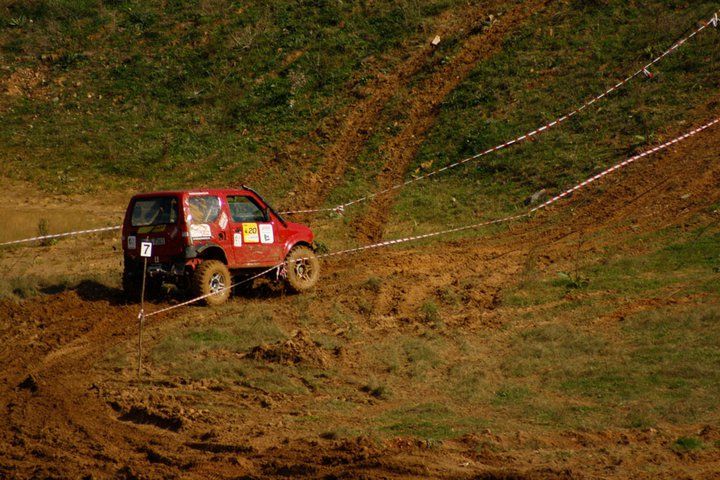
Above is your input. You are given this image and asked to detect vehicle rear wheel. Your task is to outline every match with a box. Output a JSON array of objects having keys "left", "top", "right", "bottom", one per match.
[
  {"left": 284, "top": 245, "right": 320, "bottom": 293},
  {"left": 192, "top": 260, "right": 232, "bottom": 306}
]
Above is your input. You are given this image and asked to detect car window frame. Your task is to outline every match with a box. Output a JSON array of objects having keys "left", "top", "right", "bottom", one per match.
[
  {"left": 130, "top": 196, "right": 180, "bottom": 227},
  {"left": 226, "top": 195, "right": 269, "bottom": 223}
]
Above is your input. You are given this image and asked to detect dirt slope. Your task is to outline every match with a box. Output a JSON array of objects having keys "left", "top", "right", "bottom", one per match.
[
  {"left": 1, "top": 111, "right": 718, "bottom": 478},
  {"left": 350, "top": 0, "right": 551, "bottom": 243},
  {"left": 284, "top": 0, "right": 549, "bottom": 214}
]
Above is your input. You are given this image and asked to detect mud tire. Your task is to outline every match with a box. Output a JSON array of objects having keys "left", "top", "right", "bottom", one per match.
[
  {"left": 192, "top": 260, "right": 232, "bottom": 306},
  {"left": 284, "top": 245, "right": 320, "bottom": 293}
]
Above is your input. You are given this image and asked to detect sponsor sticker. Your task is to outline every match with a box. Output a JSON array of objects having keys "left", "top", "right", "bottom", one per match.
[
  {"left": 242, "top": 223, "right": 259, "bottom": 243},
  {"left": 259, "top": 224, "right": 274, "bottom": 244},
  {"left": 127, "top": 235, "right": 136, "bottom": 250},
  {"left": 233, "top": 232, "right": 243, "bottom": 247},
  {"left": 190, "top": 223, "right": 212, "bottom": 240},
  {"left": 219, "top": 211, "right": 228, "bottom": 229}
]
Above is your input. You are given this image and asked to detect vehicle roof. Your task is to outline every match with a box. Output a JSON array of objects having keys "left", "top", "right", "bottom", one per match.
[{"left": 131, "top": 188, "right": 256, "bottom": 199}]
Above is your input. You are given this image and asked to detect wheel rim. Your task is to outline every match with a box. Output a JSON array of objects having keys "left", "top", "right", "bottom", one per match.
[
  {"left": 294, "top": 257, "right": 314, "bottom": 282},
  {"left": 209, "top": 272, "right": 226, "bottom": 295}
]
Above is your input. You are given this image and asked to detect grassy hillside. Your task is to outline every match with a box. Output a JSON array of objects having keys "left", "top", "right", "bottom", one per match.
[
  {"left": 337, "top": 1, "right": 720, "bottom": 238},
  {"left": 2, "top": 1, "right": 718, "bottom": 245},
  {"left": 0, "top": 0, "right": 465, "bottom": 192}
]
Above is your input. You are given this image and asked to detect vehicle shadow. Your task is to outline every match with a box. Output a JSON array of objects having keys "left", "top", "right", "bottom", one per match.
[
  {"left": 74, "top": 280, "right": 127, "bottom": 305},
  {"left": 39, "top": 279, "right": 127, "bottom": 306},
  {"left": 232, "top": 278, "right": 290, "bottom": 301},
  {"left": 38, "top": 278, "right": 294, "bottom": 309}
]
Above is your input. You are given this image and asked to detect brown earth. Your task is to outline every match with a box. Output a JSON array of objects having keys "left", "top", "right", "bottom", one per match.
[
  {"left": 349, "top": 0, "right": 552, "bottom": 243},
  {"left": 270, "top": 0, "right": 549, "bottom": 214},
  {"left": 1, "top": 2, "right": 720, "bottom": 477},
  {"left": 0, "top": 112, "right": 719, "bottom": 478}
]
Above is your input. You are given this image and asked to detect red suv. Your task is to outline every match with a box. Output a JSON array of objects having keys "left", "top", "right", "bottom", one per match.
[{"left": 121, "top": 186, "right": 319, "bottom": 305}]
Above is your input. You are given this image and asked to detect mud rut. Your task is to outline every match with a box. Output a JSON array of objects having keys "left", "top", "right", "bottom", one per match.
[
  {"left": 1, "top": 118, "right": 719, "bottom": 478},
  {"left": 2, "top": 1, "right": 720, "bottom": 475},
  {"left": 285, "top": 1, "right": 549, "bottom": 227}
]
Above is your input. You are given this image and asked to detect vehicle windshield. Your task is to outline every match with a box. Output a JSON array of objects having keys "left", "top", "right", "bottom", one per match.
[{"left": 131, "top": 197, "right": 179, "bottom": 227}]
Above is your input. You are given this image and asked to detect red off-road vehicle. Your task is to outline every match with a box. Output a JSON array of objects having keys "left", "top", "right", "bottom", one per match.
[{"left": 121, "top": 186, "right": 319, "bottom": 305}]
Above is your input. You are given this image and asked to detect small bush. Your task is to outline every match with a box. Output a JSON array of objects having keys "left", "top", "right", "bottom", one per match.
[
  {"left": 37, "top": 218, "right": 57, "bottom": 247},
  {"left": 672, "top": 436, "right": 703, "bottom": 453},
  {"left": 420, "top": 300, "right": 442, "bottom": 326},
  {"left": 363, "top": 276, "right": 382, "bottom": 293},
  {"left": 313, "top": 241, "right": 329, "bottom": 255},
  {"left": 361, "top": 382, "right": 390, "bottom": 400},
  {"left": 553, "top": 271, "right": 589, "bottom": 290}
]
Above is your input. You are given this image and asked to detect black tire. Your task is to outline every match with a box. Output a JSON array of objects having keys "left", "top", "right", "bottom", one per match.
[
  {"left": 192, "top": 260, "right": 232, "bottom": 306},
  {"left": 284, "top": 245, "right": 320, "bottom": 293}
]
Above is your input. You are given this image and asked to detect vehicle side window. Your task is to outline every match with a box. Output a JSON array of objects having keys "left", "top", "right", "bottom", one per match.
[
  {"left": 227, "top": 196, "right": 267, "bottom": 222},
  {"left": 187, "top": 196, "right": 221, "bottom": 224}
]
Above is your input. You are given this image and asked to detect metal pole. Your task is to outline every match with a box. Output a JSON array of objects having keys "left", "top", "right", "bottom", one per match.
[{"left": 138, "top": 256, "right": 148, "bottom": 380}]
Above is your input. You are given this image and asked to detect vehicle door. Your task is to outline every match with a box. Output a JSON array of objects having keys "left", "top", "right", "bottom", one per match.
[
  {"left": 225, "top": 195, "right": 284, "bottom": 266},
  {"left": 185, "top": 193, "right": 233, "bottom": 257}
]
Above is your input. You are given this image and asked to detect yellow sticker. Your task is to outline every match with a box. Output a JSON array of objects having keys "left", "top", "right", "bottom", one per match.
[
  {"left": 242, "top": 223, "right": 259, "bottom": 243},
  {"left": 138, "top": 225, "right": 167, "bottom": 234}
]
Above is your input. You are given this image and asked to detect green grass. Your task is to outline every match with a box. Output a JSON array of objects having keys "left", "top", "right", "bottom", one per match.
[
  {"left": 504, "top": 226, "right": 720, "bottom": 309},
  {"left": 386, "top": 1, "right": 720, "bottom": 234},
  {"left": 498, "top": 303, "right": 720, "bottom": 428},
  {"left": 672, "top": 436, "right": 704, "bottom": 453},
  {"left": 0, "top": 0, "right": 466, "bottom": 195},
  {"left": 150, "top": 304, "right": 286, "bottom": 381},
  {"left": 379, "top": 402, "right": 487, "bottom": 441}
]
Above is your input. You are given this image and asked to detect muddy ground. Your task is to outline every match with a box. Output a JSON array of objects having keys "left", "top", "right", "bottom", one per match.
[
  {"left": 1, "top": 119, "right": 719, "bottom": 479},
  {"left": 1, "top": 1, "right": 720, "bottom": 476}
]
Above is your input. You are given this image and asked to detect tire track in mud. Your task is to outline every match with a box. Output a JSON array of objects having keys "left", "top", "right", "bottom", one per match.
[
  {"left": 350, "top": 0, "right": 552, "bottom": 243},
  {"left": 0, "top": 292, "right": 180, "bottom": 478},
  {"left": 284, "top": 1, "right": 525, "bottom": 212},
  {"left": 326, "top": 113, "right": 720, "bottom": 324},
  {"left": 1, "top": 121, "right": 719, "bottom": 478},
  {"left": 1, "top": 112, "right": 719, "bottom": 477}
]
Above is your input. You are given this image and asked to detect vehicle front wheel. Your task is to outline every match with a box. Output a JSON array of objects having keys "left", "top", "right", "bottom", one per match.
[
  {"left": 192, "top": 260, "right": 232, "bottom": 306},
  {"left": 284, "top": 245, "right": 320, "bottom": 293}
]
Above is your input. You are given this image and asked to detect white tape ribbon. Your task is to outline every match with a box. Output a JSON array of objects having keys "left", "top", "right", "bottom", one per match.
[
  {"left": 282, "top": 11, "right": 717, "bottom": 215},
  {"left": 143, "top": 117, "right": 719, "bottom": 318}
]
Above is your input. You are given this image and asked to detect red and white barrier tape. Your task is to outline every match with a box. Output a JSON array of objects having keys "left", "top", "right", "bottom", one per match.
[
  {"left": 2, "top": 11, "right": 716, "bottom": 245},
  {"left": 281, "top": 11, "right": 718, "bottom": 215},
  {"left": 143, "top": 117, "right": 719, "bottom": 318},
  {"left": 0, "top": 225, "right": 121, "bottom": 247},
  {"left": 279, "top": 206, "right": 345, "bottom": 215},
  {"left": 143, "top": 265, "right": 279, "bottom": 318}
]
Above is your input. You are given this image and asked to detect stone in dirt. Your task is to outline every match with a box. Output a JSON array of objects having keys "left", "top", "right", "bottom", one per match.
[
  {"left": 18, "top": 374, "right": 39, "bottom": 393},
  {"left": 525, "top": 188, "right": 549, "bottom": 206},
  {"left": 249, "top": 330, "right": 330, "bottom": 367}
]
